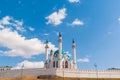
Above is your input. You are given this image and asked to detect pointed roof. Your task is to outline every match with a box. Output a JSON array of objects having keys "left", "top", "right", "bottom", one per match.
[
  {"left": 46, "top": 40, "right": 48, "bottom": 44},
  {"left": 72, "top": 39, "right": 75, "bottom": 43},
  {"left": 59, "top": 32, "right": 62, "bottom": 37},
  {"left": 50, "top": 50, "right": 53, "bottom": 53}
]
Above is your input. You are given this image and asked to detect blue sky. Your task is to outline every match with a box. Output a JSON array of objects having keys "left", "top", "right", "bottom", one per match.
[{"left": 0, "top": 0, "right": 120, "bottom": 70}]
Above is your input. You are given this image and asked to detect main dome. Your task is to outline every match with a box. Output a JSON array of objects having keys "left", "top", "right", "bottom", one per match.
[
  {"left": 53, "top": 50, "right": 71, "bottom": 61},
  {"left": 54, "top": 50, "right": 66, "bottom": 55}
]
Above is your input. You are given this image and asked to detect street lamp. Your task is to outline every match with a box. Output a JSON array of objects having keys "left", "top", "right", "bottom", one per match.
[
  {"left": 62, "top": 61, "right": 65, "bottom": 80},
  {"left": 94, "top": 63, "right": 98, "bottom": 80},
  {"left": 21, "top": 64, "right": 24, "bottom": 80}
]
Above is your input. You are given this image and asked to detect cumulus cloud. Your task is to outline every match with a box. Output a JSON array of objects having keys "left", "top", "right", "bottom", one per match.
[
  {"left": 0, "top": 16, "right": 57, "bottom": 58},
  {"left": 0, "top": 28, "right": 57, "bottom": 58},
  {"left": 0, "top": 16, "right": 25, "bottom": 32},
  {"left": 13, "top": 60, "right": 44, "bottom": 69},
  {"left": 28, "top": 26, "right": 35, "bottom": 31},
  {"left": 68, "top": 0, "right": 80, "bottom": 3},
  {"left": 77, "top": 58, "right": 90, "bottom": 63},
  {"left": 45, "top": 8, "right": 67, "bottom": 26},
  {"left": 70, "top": 19, "right": 84, "bottom": 26}
]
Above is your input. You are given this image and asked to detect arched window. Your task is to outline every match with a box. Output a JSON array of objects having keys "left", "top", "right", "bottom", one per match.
[
  {"left": 56, "top": 61, "right": 58, "bottom": 68},
  {"left": 65, "top": 61, "right": 68, "bottom": 68},
  {"left": 53, "top": 61, "right": 55, "bottom": 68}
]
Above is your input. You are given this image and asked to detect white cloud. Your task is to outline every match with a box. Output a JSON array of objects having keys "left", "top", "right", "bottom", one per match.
[
  {"left": 77, "top": 58, "right": 90, "bottom": 63},
  {"left": 45, "top": 8, "right": 67, "bottom": 26},
  {"left": 0, "top": 16, "right": 57, "bottom": 58},
  {"left": 118, "top": 18, "right": 120, "bottom": 21},
  {"left": 0, "top": 28, "right": 57, "bottom": 58},
  {"left": 13, "top": 60, "right": 44, "bottom": 69},
  {"left": 0, "top": 16, "right": 25, "bottom": 32},
  {"left": 28, "top": 27, "right": 35, "bottom": 31},
  {"left": 0, "top": 16, "right": 11, "bottom": 25},
  {"left": 70, "top": 19, "right": 84, "bottom": 26},
  {"left": 0, "top": 24, "right": 4, "bottom": 28},
  {"left": 68, "top": 0, "right": 80, "bottom": 3}
]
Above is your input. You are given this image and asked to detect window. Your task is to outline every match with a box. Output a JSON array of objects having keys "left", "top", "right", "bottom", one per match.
[
  {"left": 65, "top": 61, "right": 68, "bottom": 68},
  {"left": 53, "top": 61, "right": 55, "bottom": 68},
  {"left": 56, "top": 61, "right": 58, "bottom": 68}
]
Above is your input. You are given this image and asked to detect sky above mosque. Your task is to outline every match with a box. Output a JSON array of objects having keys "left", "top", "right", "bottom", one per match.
[{"left": 0, "top": 0, "right": 120, "bottom": 70}]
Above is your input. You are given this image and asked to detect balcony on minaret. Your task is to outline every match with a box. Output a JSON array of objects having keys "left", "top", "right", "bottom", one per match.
[{"left": 58, "top": 39, "right": 62, "bottom": 42}]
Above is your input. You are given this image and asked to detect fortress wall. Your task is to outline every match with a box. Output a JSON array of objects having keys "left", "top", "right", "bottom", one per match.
[
  {"left": 0, "top": 68, "right": 56, "bottom": 78},
  {"left": 0, "top": 68, "right": 120, "bottom": 78},
  {"left": 56, "top": 69, "right": 120, "bottom": 78}
]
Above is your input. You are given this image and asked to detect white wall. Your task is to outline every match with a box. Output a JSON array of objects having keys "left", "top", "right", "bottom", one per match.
[
  {"left": 0, "top": 68, "right": 120, "bottom": 78},
  {"left": 56, "top": 69, "right": 120, "bottom": 78}
]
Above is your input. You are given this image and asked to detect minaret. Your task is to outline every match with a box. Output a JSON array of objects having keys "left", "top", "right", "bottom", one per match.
[
  {"left": 50, "top": 50, "right": 53, "bottom": 61},
  {"left": 45, "top": 40, "right": 49, "bottom": 63},
  {"left": 58, "top": 32, "right": 62, "bottom": 59},
  {"left": 72, "top": 39, "right": 77, "bottom": 69}
]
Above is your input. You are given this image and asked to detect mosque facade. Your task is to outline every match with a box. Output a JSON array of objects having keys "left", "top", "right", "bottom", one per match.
[{"left": 44, "top": 33, "right": 77, "bottom": 69}]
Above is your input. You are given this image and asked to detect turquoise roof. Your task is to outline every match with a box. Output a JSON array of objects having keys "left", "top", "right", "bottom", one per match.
[
  {"left": 54, "top": 50, "right": 71, "bottom": 61},
  {"left": 54, "top": 50, "right": 66, "bottom": 55}
]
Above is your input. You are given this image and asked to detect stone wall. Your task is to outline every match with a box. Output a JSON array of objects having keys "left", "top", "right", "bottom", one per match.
[
  {"left": 56, "top": 69, "right": 120, "bottom": 78},
  {"left": 0, "top": 68, "right": 120, "bottom": 78}
]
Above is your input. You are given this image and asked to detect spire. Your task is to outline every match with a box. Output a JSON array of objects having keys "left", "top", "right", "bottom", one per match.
[
  {"left": 59, "top": 32, "right": 62, "bottom": 37},
  {"left": 46, "top": 40, "right": 48, "bottom": 44},
  {"left": 72, "top": 39, "right": 76, "bottom": 49},
  {"left": 45, "top": 40, "right": 49, "bottom": 48},
  {"left": 50, "top": 50, "right": 53, "bottom": 53},
  {"left": 72, "top": 39, "right": 75, "bottom": 43},
  {"left": 50, "top": 50, "right": 53, "bottom": 56}
]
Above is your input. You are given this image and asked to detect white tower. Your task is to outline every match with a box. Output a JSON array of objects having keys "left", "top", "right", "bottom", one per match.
[
  {"left": 50, "top": 50, "right": 53, "bottom": 61},
  {"left": 58, "top": 33, "right": 62, "bottom": 59},
  {"left": 45, "top": 40, "right": 49, "bottom": 63},
  {"left": 72, "top": 39, "right": 77, "bottom": 69}
]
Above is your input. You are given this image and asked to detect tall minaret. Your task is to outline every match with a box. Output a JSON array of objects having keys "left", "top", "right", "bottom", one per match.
[
  {"left": 45, "top": 40, "right": 49, "bottom": 63},
  {"left": 58, "top": 32, "right": 62, "bottom": 59},
  {"left": 72, "top": 39, "right": 77, "bottom": 69}
]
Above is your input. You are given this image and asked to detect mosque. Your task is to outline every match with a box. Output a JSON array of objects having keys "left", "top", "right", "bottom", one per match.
[
  {"left": 44, "top": 33, "right": 77, "bottom": 69},
  {"left": 0, "top": 33, "right": 120, "bottom": 79}
]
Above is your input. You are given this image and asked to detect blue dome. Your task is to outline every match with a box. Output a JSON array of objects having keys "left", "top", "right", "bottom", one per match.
[
  {"left": 53, "top": 50, "right": 71, "bottom": 61},
  {"left": 54, "top": 50, "right": 66, "bottom": 55}
]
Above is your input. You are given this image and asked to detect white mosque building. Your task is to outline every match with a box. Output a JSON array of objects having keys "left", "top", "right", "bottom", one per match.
[{"left": 44, "top": 33, "right": 77, "bottom": 69}]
